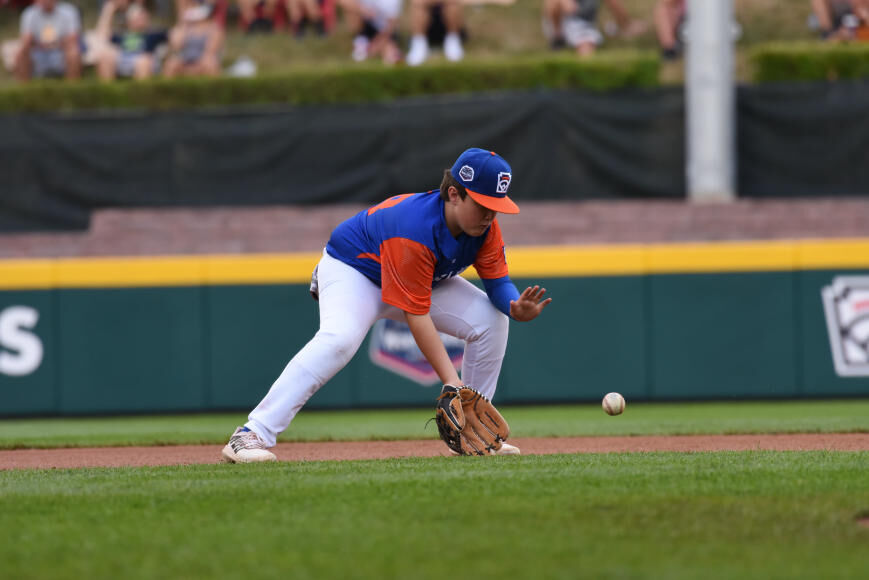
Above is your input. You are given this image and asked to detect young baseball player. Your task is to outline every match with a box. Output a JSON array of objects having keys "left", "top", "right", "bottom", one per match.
[{"left": 222, "top": 148, "right": 552, "bottom": 463}]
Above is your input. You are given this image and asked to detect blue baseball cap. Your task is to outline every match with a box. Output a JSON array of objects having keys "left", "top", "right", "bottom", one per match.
[{"left": 450, "top": 148, "right": 519, "bottom": 214}]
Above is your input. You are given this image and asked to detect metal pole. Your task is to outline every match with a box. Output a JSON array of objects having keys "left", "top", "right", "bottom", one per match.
[{"left": 686, "top": 0, "right": 735, "bottom": 202}]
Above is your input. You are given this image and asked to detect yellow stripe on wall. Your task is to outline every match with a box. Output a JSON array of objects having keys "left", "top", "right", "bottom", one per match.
[
  {"left": 503, "top": 245, "right": 648, "bottom": 278},
  {"left": 203, "top": 253, "right": 322, "bottom": 285},
  {"left": 0, "top": 260, "right": 54, "bottom": 290},
  {"left": 643, "top": 240, "right": 798, "bottom": 274},
  {"left": 0, "top": 239, "right": 867, "bottom": 290},
  {"left": 797, "top": 238, "right": 869, "bottom": 269},
  {"left": 54, "top": 257, "right": 206, "bottom": 288}
]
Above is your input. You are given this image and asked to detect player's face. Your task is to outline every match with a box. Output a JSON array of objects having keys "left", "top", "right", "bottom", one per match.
[{"left": 455, "top": 191, "right": 496, "bottom": 237}]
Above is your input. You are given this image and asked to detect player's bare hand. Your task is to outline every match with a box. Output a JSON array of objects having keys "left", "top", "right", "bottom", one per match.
[{"left": 509, "top": 285, "right": 552, "bottom": 322}]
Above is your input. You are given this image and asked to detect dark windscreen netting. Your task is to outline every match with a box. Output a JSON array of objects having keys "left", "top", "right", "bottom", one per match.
[
  {"left": 738, "top": 79, "right": 869, "bottom": 197},
  {"left": 3, "top": 80, "right": 868, "bottom": 232},
  {"left": 0, "top": 89, "right": 685, "bottom": 232}
]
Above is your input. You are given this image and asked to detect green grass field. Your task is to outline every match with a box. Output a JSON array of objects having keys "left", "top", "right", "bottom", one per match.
[
  {"left": 1, "top": 452, "right": 867, "bottom": 579},
  {"left": 0, "top": 400, "right": 867, "bottom": 579},
  {"left": 0, "top": 399, "right": 868, "bottom": 448}
]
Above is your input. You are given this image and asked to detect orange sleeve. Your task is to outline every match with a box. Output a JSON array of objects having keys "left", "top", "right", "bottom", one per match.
[
  {"left": 473, "top": 219, "right": 509, "bottom": 279},
  {"left": 367, "top": 193, "right": 414, "bottom": 216},
  {"left": 380, "top": 237, "right": 437, "bottom": 315}
]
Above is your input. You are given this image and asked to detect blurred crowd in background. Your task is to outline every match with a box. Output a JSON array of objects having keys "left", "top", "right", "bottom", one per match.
[{"left": 1, "top": 0, "right": 869, "bottom": 82}]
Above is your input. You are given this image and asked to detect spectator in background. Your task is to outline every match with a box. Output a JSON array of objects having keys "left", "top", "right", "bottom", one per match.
[
  {"left": 234, "top": 0, "right": 326, "bottom": 36},
  {"left": 13, "top": 0, "right": 81, "bottom": 81},
  {"left": 542, "top": 0, "right": 645, "bottom": 56},
  {"left": 237, "top": 0, "right": 281, "bottom": 33},
  {"left": 654, "top": 0, "right": 684, "bottom": 60},
  {"left": 95, "top": 0, "right": 169, "bottom": 80},
  {"left": 406, "top": 0, "right": 465, "bottom": 66},
  {"left": 811, "top": 0, "right": 869, "bottom": 41},
  {"left": 2, "top": 0, "right": 35, "bottom": 9},
  {"left": 342, "top": 0, "right": 402, "bottom": 64},
  {"left": 177, "top": 0, "right": 228, "bottom": 27},
  {"left": 285, "top": 0, "right": 325, "bottom": 36},
  {"left": 163, "top": 0, "right": 224, "bottom": 76}
]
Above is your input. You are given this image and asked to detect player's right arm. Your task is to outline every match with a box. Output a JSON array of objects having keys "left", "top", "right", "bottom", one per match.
[
  {"left": 404, "top": 311, "right": 462, "bottom": 387},
  {"left": 378, "top": 234, "right": 462, "bottom": 385}
]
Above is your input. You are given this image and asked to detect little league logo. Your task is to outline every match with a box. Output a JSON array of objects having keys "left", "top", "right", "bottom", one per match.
[
  {"left": 368, "top": 319, "right": 465, "bottom": 385},
  {"left": 821, "top": 276, "right": 869, "bottom": 377},
  {"left": 458, "top": 165, "right": 475, "bottom": 182},
  {"left": 496, "top": 172, "right": 511, "bottom": 194}
]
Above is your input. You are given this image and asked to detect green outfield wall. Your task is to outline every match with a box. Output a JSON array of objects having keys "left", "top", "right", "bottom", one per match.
[{"left": 1, "top": 240, "right": 868, "bottom": 416}]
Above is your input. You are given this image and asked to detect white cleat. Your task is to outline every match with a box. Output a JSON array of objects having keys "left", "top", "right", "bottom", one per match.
[
  {"left": 406, "top": 35, "right": 429, "bottom": 66},
  {"left": 221, "top": 426, "right": 277, "bottom": 463},
  {"left": 447, "top": 441, "right": 521, "bottom": 456},
  {"left": 443, "top": 33, "right": 464, "bottom": 62},
  {"left": 493, "top": 442, "right": 521, "bottom": 455}
]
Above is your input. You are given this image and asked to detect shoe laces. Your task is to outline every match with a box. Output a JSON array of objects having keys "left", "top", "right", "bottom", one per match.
[{"left": 232, "top": 429, "right": 267, "bottom": 450}]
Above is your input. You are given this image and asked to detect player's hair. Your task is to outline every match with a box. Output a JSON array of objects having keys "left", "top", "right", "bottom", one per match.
[{"left": 440, "top": 170, "right": 468, "bottom": 201}]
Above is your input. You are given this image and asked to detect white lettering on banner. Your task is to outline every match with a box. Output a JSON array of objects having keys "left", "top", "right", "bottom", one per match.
[
  {"left": 369, "top": 319, "right": 465, "bottom": 385},
  {"left": 381, "top": 328, "right": 423, "bottom": 354},
  {"left": 0, "top": 306, "right": 44, "bottom": 377}
]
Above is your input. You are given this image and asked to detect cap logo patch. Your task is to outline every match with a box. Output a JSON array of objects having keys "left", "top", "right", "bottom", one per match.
[
  {"left": 496, "top": 172, "right": 512, "bottom": 194},
  {"left": 459, "top": 165, "right": 475, "bottom": 182}
]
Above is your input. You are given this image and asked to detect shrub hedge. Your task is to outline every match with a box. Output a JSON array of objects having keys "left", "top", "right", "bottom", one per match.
[
  {"left": 0, "top": 52, "right": 659, "bottom": 113},
  {"left": 750, "top": 42, "right": 869, "bottom": 83},
  {"left": 5, "top": 43, "right": 867, "bottom": 113}
]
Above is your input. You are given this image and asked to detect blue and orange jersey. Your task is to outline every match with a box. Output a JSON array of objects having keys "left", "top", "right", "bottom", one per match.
[{"left": 325, "top": 191, "right": 509, "bottom": 315}]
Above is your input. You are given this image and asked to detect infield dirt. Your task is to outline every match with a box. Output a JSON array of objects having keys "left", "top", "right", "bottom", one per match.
[{"left": 1, "top": 433, "right": 867, "bottom": 470}]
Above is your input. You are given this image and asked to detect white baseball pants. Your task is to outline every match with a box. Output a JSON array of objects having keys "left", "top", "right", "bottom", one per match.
[{"left": 246, "top": 251, "right": 509, "bottom": 447}]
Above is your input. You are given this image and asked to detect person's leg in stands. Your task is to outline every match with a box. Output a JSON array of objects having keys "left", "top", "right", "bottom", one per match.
[
  {"left": 406, "top": 0, "right": 432, "bottom": 65},
  {"left": 286, "top": 0, "right": 322, "bottom": 35},
  {"left": 14, "top": 39, "right": 33, "bottom": 82},
  {"left": 97, "top": 45, "right": 119, "bottom": 81},
  {"left": 63, "top": 36, "right": 81, "bottom": 80},
  {"left": 237, "top": 0, "right": 256, "bottom": 29},
  {"left": 197, "top": 52, "right": 221, "bottom": 76},
  {"left": 576, "top": 39, "right": 595, "bottom": 56},
  {"left": 654, "top": 0, "right": 683, "bottom": 59},
  {"left": 339, "top": 0, "right": 371, "bottom": 61},
  {"left": 133, "top": 53, "right": 155, "bottom": 79},
  {"left": 163, "top": 53, "right": 181, "bottom": 77},
  {"left": 260, "top": 0, "right": 280, "bottom": 23},
  {"left": 441, "top": 0, "right": 464, "bottom": 61},
  {"left": 542, "top": 0, "right": 572, "bottom": 49}
]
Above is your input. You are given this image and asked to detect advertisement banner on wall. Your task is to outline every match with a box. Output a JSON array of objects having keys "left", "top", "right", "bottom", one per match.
[
  {"left": 0, "top": 294, "right": 55, "bottom": 415},
  {"left": 0, "top": 305, "right": 44, "bottom": 378},
  {"left": 821, "top": 276, "right": 869, "bottom": 377},
  {"left": 368, "top": 319, "right": 464, "bottom": 385}
]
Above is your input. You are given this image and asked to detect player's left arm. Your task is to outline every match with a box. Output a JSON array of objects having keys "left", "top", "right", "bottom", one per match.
[
  {"left": 475, "top": 220, "right": 552, "bottom": 321},
  {"left": 481, "top": 276, "right": 551, "bottom": 321},
  {"left": 508, "top": 285, "right": 551, "bottom": 322}
]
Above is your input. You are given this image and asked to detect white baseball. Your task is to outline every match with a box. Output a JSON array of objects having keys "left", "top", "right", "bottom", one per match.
[{"left": 602, "top": 392, "right": 625, "bottom": 416}]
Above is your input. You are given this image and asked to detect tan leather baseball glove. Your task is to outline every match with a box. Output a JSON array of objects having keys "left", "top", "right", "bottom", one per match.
[{"left": 435, "top": 385, "right": 511, "bottom": 455}]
